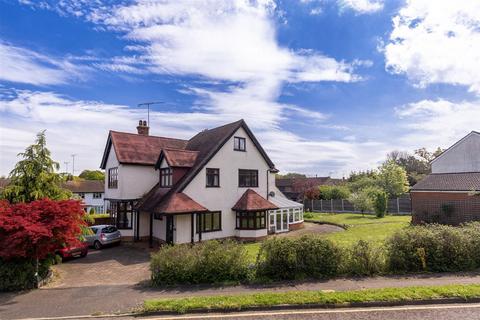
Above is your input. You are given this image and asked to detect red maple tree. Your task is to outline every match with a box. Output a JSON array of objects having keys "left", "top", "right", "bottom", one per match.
[{"left": 0, "top": 199, "right": 86, "bottom": 260}]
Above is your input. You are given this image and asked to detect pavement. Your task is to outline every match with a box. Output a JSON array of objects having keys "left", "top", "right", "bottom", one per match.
[{"left": 3, "top": 242, "right": 480, "bottom": 319}]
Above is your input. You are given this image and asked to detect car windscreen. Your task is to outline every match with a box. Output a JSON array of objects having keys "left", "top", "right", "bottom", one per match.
[
  {"left": 101, "top": 226, "right": 118, "bottom": 233},
  {"left": 90, "top": 227, "right": 98, "bottom": 234}
]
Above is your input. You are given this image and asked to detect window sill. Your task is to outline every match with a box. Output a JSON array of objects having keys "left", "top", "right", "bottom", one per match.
[
  {"left": 196, "top": 229, "right": 222, "bottom": 234},
  {"left": 206, "top": 186, "right": 221, "bottom": 188},
  {"left": 234, "top": 149, "right": 246, "bottom": 152}
]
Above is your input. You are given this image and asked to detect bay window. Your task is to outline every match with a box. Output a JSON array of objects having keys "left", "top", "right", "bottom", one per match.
[{"left": 235, "top": 211, "right": 266, "bottom": 230}]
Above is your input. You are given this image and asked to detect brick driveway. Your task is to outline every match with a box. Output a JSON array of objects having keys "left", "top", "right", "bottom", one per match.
[{"left": 49, "top": 243, "right": 151, "bottom": 288}]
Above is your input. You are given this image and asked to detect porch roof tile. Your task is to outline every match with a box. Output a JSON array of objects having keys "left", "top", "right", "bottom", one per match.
[{"left": 232, "top": 189, "right": 278, "bottom": 211}]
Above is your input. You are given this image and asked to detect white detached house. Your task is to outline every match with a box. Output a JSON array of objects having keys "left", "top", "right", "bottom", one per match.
[{"left": 100, "top": 119, "right": 303, "bottom": 245}]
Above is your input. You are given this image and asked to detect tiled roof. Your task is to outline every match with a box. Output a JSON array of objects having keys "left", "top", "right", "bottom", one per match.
[
  {"left": 161, "top": 148, "right": 198, "bottom": 168},
  {"left": 101, "top": 131, "right": 188, "bottom": 168},
  {"left": 155, "top": 192, "right": 208, "bottom": 214},
  {"left": 63, "top": 180, "right": 104, "bottom": 193},
  {"left": 411, "top": 172, "right": 480, "bottom": 191},
  {"left": 137, "top": 120, "right": 278, "bottom": 213},
  {"left": 232, "top": 189, "right": 278, "bottom": 211}
]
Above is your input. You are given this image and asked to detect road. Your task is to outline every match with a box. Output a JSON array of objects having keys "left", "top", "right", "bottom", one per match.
[{"left": 94, "top": 303, "right": 480, "bottom": 320}]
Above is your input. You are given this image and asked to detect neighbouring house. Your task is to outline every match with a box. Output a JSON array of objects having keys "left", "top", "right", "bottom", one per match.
[
  {"left": 100, "top": 119, "right": 304, "bottom": 244},
  {"left": 63, "top": 180, "right": 105, "bottom": 214},
  {"left": 276, "top": 176, "right": 343, "bottom": 201},
  {"left": 411, "top": 131, "right": 480, "bottom": 225},
  {"left": 0, "top": 177, "right": 105, "bottom": 213}
]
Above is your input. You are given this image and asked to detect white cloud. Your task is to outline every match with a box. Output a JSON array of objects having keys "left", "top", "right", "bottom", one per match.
[
  {"left": 0, "top": 42, "right": 89, "bottom": 86},
  {"left": 8, "top": 0, "right": 376, "bottom": 176},
  {"left": 383, "top": 0, "right": 480, "bottom": 94},
  {"left": 395, "top": 99, "right": 480, "bottom": 150},
  {"left": 338, "top": 0, "right": 383, "bottom": 14},
  {"left": 300, "top": 0, "right": 383, "bottom": 15},
  {"left": 0, "top": 88, "right": 387, "bottom": 177}
]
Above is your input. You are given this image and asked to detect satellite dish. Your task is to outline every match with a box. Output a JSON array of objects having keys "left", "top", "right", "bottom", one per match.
[{"left": 269, "top": 191, "right": 275, "bottom": 198}]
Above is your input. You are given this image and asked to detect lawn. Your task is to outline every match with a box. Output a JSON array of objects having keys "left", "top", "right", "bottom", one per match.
[
  {"left": 308, "top": 212, "right": 412, "bottom": 247},
  {"left": 243, "top": 213, "right": 411, "bottom": 261},
  {"left": 143, "top": 284, "right": 480, "bottom": 313}
]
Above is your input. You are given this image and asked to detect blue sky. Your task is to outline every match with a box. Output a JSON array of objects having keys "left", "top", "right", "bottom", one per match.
[{"left": 1, "top": 0, "right": 479, "bottom": 177}]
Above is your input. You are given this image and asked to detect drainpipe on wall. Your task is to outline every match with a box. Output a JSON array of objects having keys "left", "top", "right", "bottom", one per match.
[{"left": 266, "top": 169, "right": 271, "bottom": 200}]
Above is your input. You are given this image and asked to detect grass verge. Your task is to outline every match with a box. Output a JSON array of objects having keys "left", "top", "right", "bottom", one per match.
[{"left": 143, "top": 284, "right": 480, "bottom": 314}]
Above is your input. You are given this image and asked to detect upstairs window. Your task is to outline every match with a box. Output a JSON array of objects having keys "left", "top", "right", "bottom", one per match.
[
  {"left": 108, "top": 167, "right": 118, "bottom": 189},
  {"left": 78, "top": 192, "right": 85, "bottom": 199},
  {"left": 93, "top": 192, "right": 102, "bottom": 199},
  {"left": 206, "top": 168, "right": 220, "bottom": 187},
  {"left": 239, "top": 169, "right": 258, "bottom": 187},
  {"left": 234, "top": 136, "right": 246, "bottom": 151},
  {"left": 160, "top": 168, "right": 173, "bottom": 187}
]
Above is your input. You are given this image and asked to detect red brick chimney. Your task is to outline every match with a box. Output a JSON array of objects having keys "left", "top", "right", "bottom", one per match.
[{"left": 136, "top": 120, "right": 149, "bottom": 136}]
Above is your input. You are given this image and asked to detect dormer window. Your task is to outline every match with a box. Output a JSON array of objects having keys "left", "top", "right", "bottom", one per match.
[
  {"left": 234, "top": 136, "right": 246, "bottom": 151},
  {"left": 160, "top": 168, "right": 173, "bottom": 187}
]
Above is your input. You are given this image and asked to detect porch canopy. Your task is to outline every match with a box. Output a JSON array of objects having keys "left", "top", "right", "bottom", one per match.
[{"left": 232, "top": 189, "right": 278, "bottom": 211}]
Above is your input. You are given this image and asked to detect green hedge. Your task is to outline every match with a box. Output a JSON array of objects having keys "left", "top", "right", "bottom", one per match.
[
  {"left": 256, "top": 236, "right": 342, "bottom": 280},
  {"left": 151, "top": 240, "right": 250, "bottom": 286},
  {"left": 386, "top": 223, "right": 480, "bottom": 273},
  {"left": 150, "top": 223, "right": 480, "bottom": 285},
  {"left": 0, "top": 258, "right": 51, "bottom": 291}
]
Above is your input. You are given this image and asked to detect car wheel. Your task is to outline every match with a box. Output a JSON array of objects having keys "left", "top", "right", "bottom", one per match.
[{"left": 94, "top": 241, "right": 102, "bottom": 250}]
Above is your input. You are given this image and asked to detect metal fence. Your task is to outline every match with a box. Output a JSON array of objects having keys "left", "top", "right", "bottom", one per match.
[{"left": 303, "top": 197, "right": 411, "bottom": 215}]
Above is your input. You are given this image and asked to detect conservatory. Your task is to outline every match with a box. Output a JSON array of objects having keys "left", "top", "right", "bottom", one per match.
[{"left": 267, "top": 195, "right": 304, "bottom": 234}]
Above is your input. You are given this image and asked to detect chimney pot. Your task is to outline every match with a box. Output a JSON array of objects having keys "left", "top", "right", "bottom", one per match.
[{"left": 136, "top": 119, "right": 150, "bottom": 136}]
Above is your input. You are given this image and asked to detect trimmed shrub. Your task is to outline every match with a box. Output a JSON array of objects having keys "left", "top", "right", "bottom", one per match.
[
  {"left": 0, "top": 258, "right": 51, "bottom": 291},
  {"left": 150, "top": 240, "right": 249, "bottom": 286},
  {"left": 372, "top": 191, "right": 388, "bottom": 218},
  {"left": 303, "top": 211, "right": 314, "bottom": 219},
  {"left": 256, "top": 236, "right": 341, "bottom": 280},
  {"left": 386, "top": 224, "right": 476, "bottom": 273},
  {"left": 256, "top": 238, "right": 298, "bottom": 280},
  {"left": 344, "top": 240, "right": 385, "bottom": 276}
]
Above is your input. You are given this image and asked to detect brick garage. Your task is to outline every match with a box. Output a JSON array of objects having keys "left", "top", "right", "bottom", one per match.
[{"left": 411, "top": 172, "right": 480, "bottom": 225}]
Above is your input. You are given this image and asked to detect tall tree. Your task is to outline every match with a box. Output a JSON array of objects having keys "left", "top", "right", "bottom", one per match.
[
  {"left": 376, "top": 161, "right": 409, "bottom": 197},
  {"left": 386, "top": 147, "right": 444, "bottom": 186},
  {"left": 78, "top": 170, "right": 105, "bottom": 181},
  {"left": 2, "top": 131, "right": 71, "bottom": 203}
]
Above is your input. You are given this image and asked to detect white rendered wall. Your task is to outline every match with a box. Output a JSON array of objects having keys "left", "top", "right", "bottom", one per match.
[
  {"left": 103, "top": 145, "right": 158, "bottom": 200},
  {"left": 182, "top": 127, "right": 276, "bottom": 242}
]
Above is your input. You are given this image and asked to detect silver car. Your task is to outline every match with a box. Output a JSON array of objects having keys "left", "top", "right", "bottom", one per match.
[{"left": 85, "top": 225, "right": 122, "bottom": 249}]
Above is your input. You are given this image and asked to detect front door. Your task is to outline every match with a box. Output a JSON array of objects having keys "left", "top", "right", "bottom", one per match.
[{"left": 166, "top": 215, "right": 174, "bottom": 244}]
